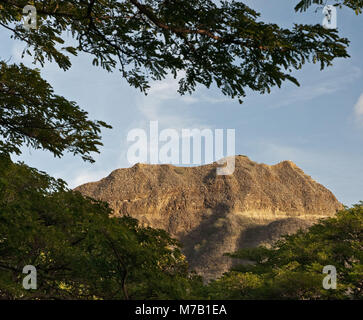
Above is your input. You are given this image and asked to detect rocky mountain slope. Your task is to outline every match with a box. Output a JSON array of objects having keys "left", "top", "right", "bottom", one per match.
[{"left": 75, "top": 156, "right": 343, "bottom": 280}]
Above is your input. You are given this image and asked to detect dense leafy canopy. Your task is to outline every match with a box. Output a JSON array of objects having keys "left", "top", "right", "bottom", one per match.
[
  {"left": 0, "top": 61, "right": 111, "bottom": 162},
  {"left": 206, "top": 206, "right": 363, "bottom": 299},
  {"left": 0, "top": 0, "right": 355, "bottom": 100},
  {"left": 1, "top": 0, "right": 360, "bottom": 160},
  {"left": 0, "top": 0, "right": 361, "bottom": 160},
  {"left": 0, "top": 154, "right": 202, "bottom": 299}
]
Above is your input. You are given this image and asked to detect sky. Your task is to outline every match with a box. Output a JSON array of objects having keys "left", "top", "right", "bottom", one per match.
[{"left": 1, "top": 1, "right": 362, "bottom": 206}]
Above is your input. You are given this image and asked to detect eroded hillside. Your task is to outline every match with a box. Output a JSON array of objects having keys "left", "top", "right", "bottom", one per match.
[{"left": 75, "top": 156, "right": 343, "bottom": 280}]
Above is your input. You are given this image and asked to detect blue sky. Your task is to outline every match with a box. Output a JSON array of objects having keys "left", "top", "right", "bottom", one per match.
[{"left": 1, "top": 1, "right": 362, "bottom": 206}]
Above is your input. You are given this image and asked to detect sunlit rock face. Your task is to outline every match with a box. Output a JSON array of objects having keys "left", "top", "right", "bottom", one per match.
[{"left": 75, "top": 155, "right": 343, "bottom": 280}]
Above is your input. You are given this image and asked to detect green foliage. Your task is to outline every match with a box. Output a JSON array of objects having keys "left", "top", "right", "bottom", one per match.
[
  {"left": 0, "top": 61, "right": 111, "bottom": 162},
  {"left": 0, "top": 155, "right": 202, "bottom": 299},
  {"left": 0, "top": 0, "right": 358, "bottom": 159},
  {"left": 206, "top": 206, "right": 363, "bottom": 300},
  {"left": 0, "top": 0, "right": 352, "bottom": 103},
  {"left": 206, "top": 272, "right": 263, "bottom": 299}
]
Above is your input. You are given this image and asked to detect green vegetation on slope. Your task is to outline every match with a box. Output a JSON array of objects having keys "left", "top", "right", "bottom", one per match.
[
  {"left": 206, "top": 205, "right": 363, "bottom": 299},
  {"left": 0, "top": 155, "right": 203, "bottom": 299}
]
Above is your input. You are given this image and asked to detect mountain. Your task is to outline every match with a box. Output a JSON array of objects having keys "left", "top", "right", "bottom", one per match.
[{"left": 75, "top": 155, "right": 343, "bottom": 280}]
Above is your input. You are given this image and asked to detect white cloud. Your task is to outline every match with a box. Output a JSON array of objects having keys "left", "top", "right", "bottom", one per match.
[
  {"left": 136, "top": 75, "right": 205, "bottom": 129},
  {"left": 68, "top": 169, "right": 110, "bottom": 189},
  {"left": 354, "top": 93, "right": 363, "bottom": 120},
  {"left": 135, "top": 73, "right": 229, "bottom": 130},
  {"left": 123, "top": 74, "right": 233, "bottom": 166},
  {"left": 268, "top": 65, "right": 362, "bottom": 109}
]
